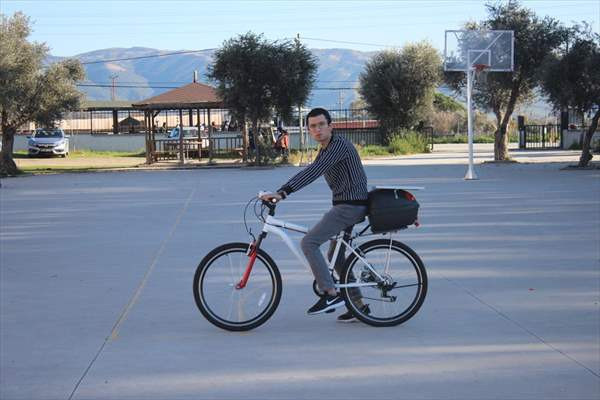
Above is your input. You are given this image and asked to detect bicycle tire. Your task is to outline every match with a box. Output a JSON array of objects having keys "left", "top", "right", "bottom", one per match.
[
  {"left": 340, "top": 239, "right": 427, "bottom": 327},
  {"left": 193, "top": 242, "right": 282, "bottom": 331}
]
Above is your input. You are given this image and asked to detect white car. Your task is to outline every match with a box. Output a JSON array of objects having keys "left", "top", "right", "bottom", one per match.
[
  {"left": 167, "top": 126, "right": 209, "bottom": 148},
  {"left": 28, "top": 128, "right": 70, "bottom": 157}
]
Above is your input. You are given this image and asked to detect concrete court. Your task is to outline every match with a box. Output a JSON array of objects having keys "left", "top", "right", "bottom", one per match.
[{"left": 1, "top": 150, "right": 599, "bottom": 399}]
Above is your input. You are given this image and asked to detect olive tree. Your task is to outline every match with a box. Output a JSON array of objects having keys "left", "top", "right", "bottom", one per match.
[
  {"left": 208, "top": 32, "right": 317, "bottom": 164},
  {"left": 540, "top": 25, "right": 599, "bottom": 167},
  {"left": 358, "top": 41, "right": 441, "bottom": 140},
  {"left": 1, "top": 12, "right": 84, "bottom": 176},
  {"left": 444, "top": 1, "right": 567, "bottom": 160}
]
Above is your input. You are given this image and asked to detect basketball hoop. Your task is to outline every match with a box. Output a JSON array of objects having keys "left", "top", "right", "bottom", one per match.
[
  {"left": 473, "top": 63, "right": 489, "bottom": 84},
  {"left": 444, "top": 29, "right": 514, "bottom": 180}
]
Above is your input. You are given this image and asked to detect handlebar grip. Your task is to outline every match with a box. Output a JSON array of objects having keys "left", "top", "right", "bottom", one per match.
[{"left": 258, "top": 191, "right": 279, "bottom": 203}]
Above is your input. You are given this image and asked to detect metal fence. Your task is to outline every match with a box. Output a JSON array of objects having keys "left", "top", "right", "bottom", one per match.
[
  {"left": 53, "top": 107, "right": 436, "bottom": 160},
  {"left": 520, "top": 124, "right": 562, "bottom": 149},
  {"left": 60, "top": 109, "right": 236, "bottom": 135},
  {"left": 151, "top": 133, "right": 244, "bottom": 162},
  {"left": 329, "top": 108, "right": 383, "bottom": 145},
  {"left": 288, "top": 108, "right": 385, "bottom": 148}
]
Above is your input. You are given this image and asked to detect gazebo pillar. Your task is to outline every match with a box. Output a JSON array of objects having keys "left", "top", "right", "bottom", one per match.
[
  {"left": 150, "top": 110, "right": 155, "bottom": 158},
  {"left": 207, "top": 108, "right": 213, "bottom": 163},
  {"left": 197, "top": 108, "right": 201, "bottom": 160},
  {"left": 112, "top": 110, "right": 119, "bottom": 134},
  {"left": 144, "top": 111, "right": 151, "bottom": 164},
  {"left": 179, "top": 108, "right": 184, "bottom": 165}
]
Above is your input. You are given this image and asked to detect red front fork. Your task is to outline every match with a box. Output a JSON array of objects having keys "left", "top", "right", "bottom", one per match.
[
  {"left": 235, "top": 246, "right": 257, "bottom": 289},
  {"left": 235, "top": 235, "right": 264, "bottom": 289}
]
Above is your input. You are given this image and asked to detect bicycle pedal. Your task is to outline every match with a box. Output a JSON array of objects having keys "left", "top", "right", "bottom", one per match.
[{"left": 325, "top": 308, "right": 336, "bottom": 314}]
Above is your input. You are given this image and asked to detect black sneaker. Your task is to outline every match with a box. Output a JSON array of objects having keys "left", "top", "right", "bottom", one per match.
[
  {"left": 307, "top": 293, "right": 345, "bottom": 315},
  {"left": 337, "top": 304, "right": 370, "bottom": 323}
]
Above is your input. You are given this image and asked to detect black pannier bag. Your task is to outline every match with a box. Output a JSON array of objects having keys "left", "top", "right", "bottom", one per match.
[{"left": 368, "top": 188, "right": 419, "bottom": 233}]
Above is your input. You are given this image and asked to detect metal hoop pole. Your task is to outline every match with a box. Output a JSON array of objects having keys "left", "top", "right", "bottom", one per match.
[{"left": 465, "top": 66, "right": 478, "bottom": 180}]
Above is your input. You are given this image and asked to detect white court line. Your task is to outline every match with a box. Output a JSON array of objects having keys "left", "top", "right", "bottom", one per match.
[
  {"left": 68, "top": 187, "right": 196, "bottom": 400},
  {"left": 108, "top": 186, "right": 197, "bottom": 340}
]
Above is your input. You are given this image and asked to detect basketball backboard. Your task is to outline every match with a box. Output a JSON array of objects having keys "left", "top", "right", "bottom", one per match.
[{"left": 444, "top": 30, "right": 514, "bottom": 72}]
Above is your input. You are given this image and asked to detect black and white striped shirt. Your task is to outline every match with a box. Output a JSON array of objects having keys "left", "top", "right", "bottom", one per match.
[{"left": 278, "top": 134, "right": 369, "bottom": 205}]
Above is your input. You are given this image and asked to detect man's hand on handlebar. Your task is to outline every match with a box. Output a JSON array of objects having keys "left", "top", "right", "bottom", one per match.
[{"left": 259, "top": 192, "right": 283, "bottom": 203}]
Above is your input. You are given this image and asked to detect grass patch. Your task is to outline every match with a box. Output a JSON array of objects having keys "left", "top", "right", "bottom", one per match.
[
  {"left": 358, "top": 145, "right": 390, "bottom": 156},
  {"left": 70, "top": 149, "right": 146, "bottom": 158},
  {"left": 356, "top": 130, "right": 431, "bottom": 157},
  {"left": 432, "top": 133, "right": 518, "bottom": 144},
  {"left": 18, "top": 165, "right": 135, "bottom": 174},
  {"left": 287, "top": 130, "right": 430, "bottom": 164},
  {"left": 13, "top": 149, "right": 146, "bottom": 158}
]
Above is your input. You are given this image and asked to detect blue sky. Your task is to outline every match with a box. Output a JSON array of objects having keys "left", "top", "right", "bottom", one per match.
[{"left": 2, "top": 0, "right": 599, "bottom": 56}]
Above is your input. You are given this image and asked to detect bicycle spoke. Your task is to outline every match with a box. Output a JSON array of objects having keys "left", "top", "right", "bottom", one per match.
[
  {"left": 227, "top": 253, "right": 236, "bottom": 285},
  {"left": 361, "top": 296, "right": 395, "bottom": 303},
  {"left": 389, "top": 282, "right": 421, "bottom": 290},
  {"left": 384, "top": 240, "right": 392, "bottom": 275},
  {"left": 237, "top": 294, "right": 247, "bottom": 322},
  {"left": 226, "top": 290, "right": 236, "bottom": 321}
]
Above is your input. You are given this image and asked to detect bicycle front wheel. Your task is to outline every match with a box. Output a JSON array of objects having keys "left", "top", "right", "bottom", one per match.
[
  {"left": 340, "top": 239, "right": 427, "bottom": 327},
  {"left": 193, "top": 242, "right": 282, "bottom": 331}
]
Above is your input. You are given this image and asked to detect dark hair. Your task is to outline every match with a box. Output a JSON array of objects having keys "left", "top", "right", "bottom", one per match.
[{"left": 306, "top": 107, "right": 331, "bottom": 126}]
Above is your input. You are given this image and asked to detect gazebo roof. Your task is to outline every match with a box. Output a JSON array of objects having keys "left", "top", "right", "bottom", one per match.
[
  {"left": 119, "top": 116, "right": 142, "bottom": 126},
  {"left": 81, "top": 100, "right": 136, "bottom": 111},
  {"left": 132, "top": 82, "right": 223, "bottom": 110}
]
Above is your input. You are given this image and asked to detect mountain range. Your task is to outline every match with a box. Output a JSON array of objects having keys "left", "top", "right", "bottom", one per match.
[
  {"left": 50, "top": 47, "right": 374, "bottom": 108},
  {"left": 50, "top": 47, "right": 549, "bottom": 117}
]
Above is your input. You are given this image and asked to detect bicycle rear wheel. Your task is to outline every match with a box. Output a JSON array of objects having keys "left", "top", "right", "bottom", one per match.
[
  {"left": 193, "top": 242, "right": 282, "bottom": 331},
  {"left": 340, "top": 239, "right": 427, "bottom": 327}
]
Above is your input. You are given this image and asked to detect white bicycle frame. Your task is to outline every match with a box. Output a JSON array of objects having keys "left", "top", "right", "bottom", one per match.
[{"left": 260, "top": 215, "right": 387, "bottom": 289}]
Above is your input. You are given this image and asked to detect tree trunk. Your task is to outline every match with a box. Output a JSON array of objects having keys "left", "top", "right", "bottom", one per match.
[
  {"left": 0, "top": 124, "right": 19, "bottom": 176},
  {"left": 494, "top": 122, "right": 510, "bottom": 161},
  {"left": 241, "top": 119, "right": 248, "bottom": 163},
  {"left": 495, "top": 80, "right": 521, "bottom": 161},
  {"left": 493, "top": 109, "right": 503, "bottom": 160},
  {"left": 578, "top": 109, "right": 600, "bottom": 167},
  {"left": 252, "top": 119, "right": 260, "bottom": 166}
]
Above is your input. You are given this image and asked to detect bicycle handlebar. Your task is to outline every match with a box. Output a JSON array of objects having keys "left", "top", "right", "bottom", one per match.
[{"left": 257, "top": 191, "right": 278, "bottom": 216}]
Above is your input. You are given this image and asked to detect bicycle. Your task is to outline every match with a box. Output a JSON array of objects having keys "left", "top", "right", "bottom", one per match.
[{"left": 193, "top": 188, "right": 428, "bottom": 331}]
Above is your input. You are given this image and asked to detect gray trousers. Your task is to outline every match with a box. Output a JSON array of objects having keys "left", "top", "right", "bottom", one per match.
[{"left": 300, "top": 204, "right": 368, "bottom": 293}]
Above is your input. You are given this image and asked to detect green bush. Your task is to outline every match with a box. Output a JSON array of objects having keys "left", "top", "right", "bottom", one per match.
[
  {"left": 248, "top": 141, "right": 280, "bottom": 166},
  {"left": 291, "top": 131, "right": 431, "bottom": 163},
  {"left": 358, "top": 145, "right": 390, "bottom": 156},
  {"left": 388, "top": 130, "right": 431, "bottom": 154}
]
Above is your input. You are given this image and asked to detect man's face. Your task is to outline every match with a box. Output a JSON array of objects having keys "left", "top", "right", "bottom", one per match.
[{"left": 307, "top": 114, "right": 332, "bottom": 144}]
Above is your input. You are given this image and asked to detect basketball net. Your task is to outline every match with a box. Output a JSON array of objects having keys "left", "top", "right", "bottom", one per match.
[{"left": 473, "top": 63, "right": 489, "bottom": 84}]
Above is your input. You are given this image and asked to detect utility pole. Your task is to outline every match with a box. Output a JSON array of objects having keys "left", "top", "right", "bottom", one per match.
[
  {"left": 296, "top": 33, "right": 307, "bottom": 165},
  {"left": 109, "top": 74, "right": 118, "bottom": 101}
]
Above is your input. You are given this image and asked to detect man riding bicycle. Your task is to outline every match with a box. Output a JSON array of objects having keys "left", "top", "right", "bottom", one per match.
[{"left": 260, "top": 107, "right": 370, "bottom": 321}]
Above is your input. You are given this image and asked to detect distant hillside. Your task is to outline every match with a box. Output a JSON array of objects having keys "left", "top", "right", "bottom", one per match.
[
  {"left": 48, "top": 47, "right": 550, "bottom": 116},
  {"left": 48, "top": 47, "right": 374, "bottom": 108}
]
